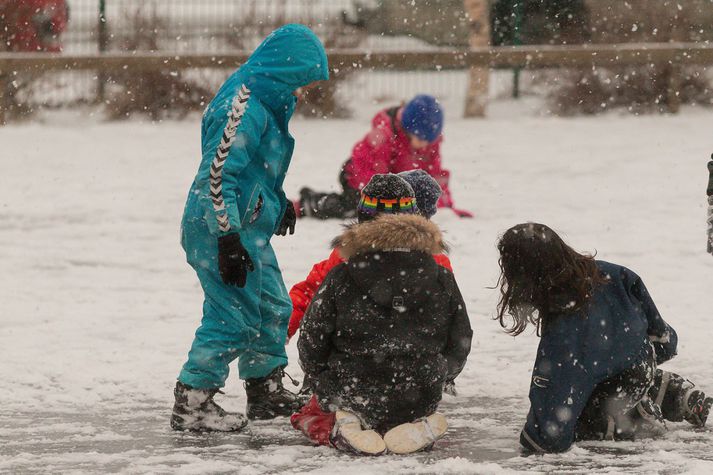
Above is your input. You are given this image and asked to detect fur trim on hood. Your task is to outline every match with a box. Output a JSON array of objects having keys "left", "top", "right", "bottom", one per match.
[{"left": 333, "top": 214, "right": 447, "bottom": 260}]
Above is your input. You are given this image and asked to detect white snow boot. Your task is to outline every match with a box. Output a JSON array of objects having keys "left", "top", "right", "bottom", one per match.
[
  {"left": 383, "top": 413, "right": 448, "bottom": 454},
  {"left": 330, "top": 410, "right": 386, "bottom": 456},
  {"left": 170, "top": 381, "right": 248, "bottom": 432}
]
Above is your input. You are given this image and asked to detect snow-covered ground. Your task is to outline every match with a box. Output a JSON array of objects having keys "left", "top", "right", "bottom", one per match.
[{"left": 1, "top": 102, "right": 712, "bottom": 474}]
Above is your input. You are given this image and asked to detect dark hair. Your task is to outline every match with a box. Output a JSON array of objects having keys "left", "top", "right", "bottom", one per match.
[{"left": 495, "top": 223, "right": 606, "bottom": 336}]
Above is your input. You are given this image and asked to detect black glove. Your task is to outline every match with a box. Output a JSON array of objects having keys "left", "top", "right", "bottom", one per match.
[
  {"left": 217, "top": 233, "right": 254, "bottom": 287},
  {"left": 275, "top": 202, "right": 296, "bottom": 236}
]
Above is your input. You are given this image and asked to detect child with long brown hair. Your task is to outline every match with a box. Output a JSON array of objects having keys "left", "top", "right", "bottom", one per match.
[{"left": 496, "top": 223, "right": 711, "bottom": 453}]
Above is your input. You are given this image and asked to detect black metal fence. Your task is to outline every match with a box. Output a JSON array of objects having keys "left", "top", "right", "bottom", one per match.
[
  {"left": 5, "top": 0, "right": 480, "bottom": 116},
  {"left": 9, "top": 1, "right": 710, "bottom": 120},
  {"left": 64, "top": 0, "right": 370, "bottom": 54}
]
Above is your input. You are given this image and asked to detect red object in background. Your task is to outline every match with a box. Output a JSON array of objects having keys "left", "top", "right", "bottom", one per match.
[{"left": 0, "top": 0, "right": 69, "bottom": 52}]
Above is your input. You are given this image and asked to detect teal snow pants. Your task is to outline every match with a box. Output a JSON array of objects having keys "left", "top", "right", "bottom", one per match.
[{"left": 178, "top": 208, "right": 292, "bottom": 388}]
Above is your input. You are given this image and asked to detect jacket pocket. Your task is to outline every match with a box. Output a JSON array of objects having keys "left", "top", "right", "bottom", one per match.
[{"left": 241, "top": 184, "right": 264, "bottom": 226}]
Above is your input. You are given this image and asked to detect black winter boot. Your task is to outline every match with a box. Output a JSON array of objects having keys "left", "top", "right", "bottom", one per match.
[
  {"left": 298, "top": 187, "right": 319, "bottom": 218},
  {"left": 649, "top": 370, "right": 711, "bottom": 426},
  {"left": 170, "top": 381, "right": 248, "bottom": 432},
  {"left": 298, "top": 187, "right": 357, "bottom": 220},
  {"left": 244, "top": 366, "right": 301, "bottom": 420},
  {"left": 683, "top": 390, "right": 712, "bottom": 428}
]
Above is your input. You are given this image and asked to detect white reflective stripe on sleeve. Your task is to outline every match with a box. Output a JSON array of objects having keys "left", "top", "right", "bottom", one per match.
[{"left": 209, "top": 84, "right": 251, "bottom": 233}]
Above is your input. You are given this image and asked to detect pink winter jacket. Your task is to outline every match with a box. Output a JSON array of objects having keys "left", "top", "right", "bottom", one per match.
[{"left": 343, "top": 107, "right": 454, "bottom": 208}]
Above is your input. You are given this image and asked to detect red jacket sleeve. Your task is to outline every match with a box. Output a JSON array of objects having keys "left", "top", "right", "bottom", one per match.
[
  {"left": 433, "top": 253, "right": 453, "bottom": 273},
  {"left": 287, "top": 249, "right": 345, "bottom": 338}
]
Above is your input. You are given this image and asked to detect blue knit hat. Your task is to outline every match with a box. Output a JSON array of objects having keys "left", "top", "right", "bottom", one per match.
[
  {"left": 401, "top": 95, "right": 444, "bottom": 143},
  {"left": 398, "top": 169, "right": 442, "bottom": 219}
]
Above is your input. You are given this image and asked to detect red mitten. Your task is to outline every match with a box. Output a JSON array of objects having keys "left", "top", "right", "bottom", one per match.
[{"left": 451, "top": 207, "right": 474, "bottom": 218}]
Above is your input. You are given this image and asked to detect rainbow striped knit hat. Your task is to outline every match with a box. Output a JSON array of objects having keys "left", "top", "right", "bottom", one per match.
[{"left": 357, "top": 173, "right": 418, "bottom": 223}]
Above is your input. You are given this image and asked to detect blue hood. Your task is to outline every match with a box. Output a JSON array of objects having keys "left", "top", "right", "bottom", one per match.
[{"left": 241, "top": 24, "right": 329, "bottom": 117}]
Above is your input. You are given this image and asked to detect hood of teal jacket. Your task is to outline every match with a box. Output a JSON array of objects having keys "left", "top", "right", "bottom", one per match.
[{"left": 242, "top": 24, "right": 329, "bottom": 118}]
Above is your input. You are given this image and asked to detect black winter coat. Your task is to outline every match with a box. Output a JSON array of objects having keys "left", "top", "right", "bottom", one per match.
[{"left": 297, "top": 214, "right": 472, "bottom": 431}]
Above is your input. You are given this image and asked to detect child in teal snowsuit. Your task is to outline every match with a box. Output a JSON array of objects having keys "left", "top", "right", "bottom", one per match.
[{"left": 171, "top": 24, "right": 328, "bottom": 432}]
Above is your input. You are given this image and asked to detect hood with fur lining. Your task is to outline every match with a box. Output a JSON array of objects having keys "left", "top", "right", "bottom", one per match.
[
  {"left": 332, "top": 214, "right": 448, "bottom": 310},
  {"left": 333, "top": 214, "right": 447, "bottom": 259}
]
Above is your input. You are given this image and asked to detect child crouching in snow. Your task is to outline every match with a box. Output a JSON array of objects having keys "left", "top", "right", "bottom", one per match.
[
  {"left": 496, "top": 223, "right": 712, "bottom": 454},
  {"left": 287, "top": 170, "right": 461, "bottom": 395},
  {"left": 293, "top": 207, "right": 472, "bottom": 454}
]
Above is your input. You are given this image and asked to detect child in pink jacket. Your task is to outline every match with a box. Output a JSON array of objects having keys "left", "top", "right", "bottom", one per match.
[{"left": 296, "top": 95, "right": 473, "bottom": 220}]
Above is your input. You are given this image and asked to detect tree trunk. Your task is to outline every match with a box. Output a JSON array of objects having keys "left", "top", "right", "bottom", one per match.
[{"left": 463, "top": 0, "right": 490, "bottom": 117}]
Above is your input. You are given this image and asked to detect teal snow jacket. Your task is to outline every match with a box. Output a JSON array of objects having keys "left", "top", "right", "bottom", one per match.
[{"left": 183, "top": 24, "right": 328, "bottom": 252}]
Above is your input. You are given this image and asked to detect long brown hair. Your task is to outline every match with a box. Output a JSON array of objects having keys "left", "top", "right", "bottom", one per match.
[{"left": 495, "top": 223, "right": 606, "bottom": 336}]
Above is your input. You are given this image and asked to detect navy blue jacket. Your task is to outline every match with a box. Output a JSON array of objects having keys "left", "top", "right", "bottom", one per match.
[{"left": 520, "top": 261, "right": 677, "bottom": 453}]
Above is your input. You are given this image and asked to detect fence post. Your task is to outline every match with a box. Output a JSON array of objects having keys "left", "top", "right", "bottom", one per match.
[
  {"left": 665, "top": 61, "right": 681, "bottom": 114},
  {"left": 97, "top": 0, "right": 108, "bottom": 103},
  {"left": 0, "top": 74, "right": 7, "bottom": 125},
  {"left": 463, "top": 0, "right": 490, "bottom": 117},
  {"left": 665, "top": 17, "right": 684, "bottom": 114},
  {"left": 512, "top": 0, "right": 523, "bottom": 99}
]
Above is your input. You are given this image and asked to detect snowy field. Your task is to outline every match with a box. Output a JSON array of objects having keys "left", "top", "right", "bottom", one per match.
[{"left": 1, "top": 101, "right": 712, "bottom": 474}]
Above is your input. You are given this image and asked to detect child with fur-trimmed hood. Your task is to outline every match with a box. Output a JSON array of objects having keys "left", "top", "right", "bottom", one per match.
[
  {"left": 295, "top": 202, "right": 472, "bottom": 455},
  {"left": 287, "top": 170, "right": 453, "bottom": 341}
]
